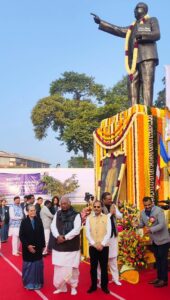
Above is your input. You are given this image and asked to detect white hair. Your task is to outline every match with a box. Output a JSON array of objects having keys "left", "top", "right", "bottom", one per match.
[{"left": 60, "top": 196, "right": 71, "bottom": 204}]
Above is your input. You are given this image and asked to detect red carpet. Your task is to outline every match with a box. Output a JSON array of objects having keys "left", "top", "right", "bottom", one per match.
[{"left": 0, "top": 239, "right": 169, "bottom": 300}]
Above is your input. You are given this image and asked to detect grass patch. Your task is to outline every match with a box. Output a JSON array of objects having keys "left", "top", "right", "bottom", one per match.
[{"left": 72, "top": 204, "right": 86, "bottom": 212}]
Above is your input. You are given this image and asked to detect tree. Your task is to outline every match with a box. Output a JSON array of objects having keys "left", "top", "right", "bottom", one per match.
[
  {"left": 31, "top": 72, "right": 130, "bottom": 165},
  {"left": 32, "top": 72, "right": 106, "bottom": 163},
  {"left": 154, "top": 77, "right": 165, "bottom": 108},
  {"left": 41, "top": 174, "right": 79, "bottom": 197},
  {"left": 104, "top": 76, "right": 130, "bottom": 111},
  {"left": 31, "top": 94, "right": 65, "bottom": 140},
  {"left": 31, "top": 95, "right": 100, "bottom": 159},
  {"left": 50, "top": 71, "right": 105, "bottom": 102},
  {"left": 68, "top": 156, "right": 93, "bottom": 168}
]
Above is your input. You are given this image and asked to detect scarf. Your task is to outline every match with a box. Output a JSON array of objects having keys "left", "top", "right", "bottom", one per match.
[{"left": 57, "top": 207, "right": 78, "bottom": 235}]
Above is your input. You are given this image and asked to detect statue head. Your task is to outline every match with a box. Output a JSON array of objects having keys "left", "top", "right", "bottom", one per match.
[{"left": 134, "top": 2, "right": 148, "bottom": 20}]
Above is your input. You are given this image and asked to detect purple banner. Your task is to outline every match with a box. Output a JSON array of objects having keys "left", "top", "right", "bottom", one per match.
[{"left": 0, "top": 173, "right": 44, "bottom": 196}]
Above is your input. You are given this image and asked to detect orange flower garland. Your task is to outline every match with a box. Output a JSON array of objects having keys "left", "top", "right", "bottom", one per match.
[{"left": 94, "top": 104, "right": 170, "bottom": 208}]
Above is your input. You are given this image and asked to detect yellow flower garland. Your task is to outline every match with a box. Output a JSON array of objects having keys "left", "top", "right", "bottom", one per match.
[{"left": 125, "top": 15, "right": 149, "bottom": 77}]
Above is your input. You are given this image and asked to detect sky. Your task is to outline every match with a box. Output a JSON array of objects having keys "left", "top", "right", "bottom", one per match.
[{"left": 0, "top": 0, "right": 170, "bottom": 167}]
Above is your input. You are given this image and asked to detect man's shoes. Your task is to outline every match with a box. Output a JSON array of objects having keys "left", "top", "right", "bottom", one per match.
[
  {"left": 71, "top": 288, "right": 77, "bottom": 295},
  {"left": 53, "top": 286, "right": 67, "bottom": 294},
  {"left": 34, "top": 284, "right": 42, "bottom": 290},
  {"left": 113, "top": 280, "right": 122, "bottom": 286},
  {"left": 24, "top": 284, "right": 34, "bottom": 290},
  {"left": 148, "top": 278, "right": 160, "bottom": 284},
  {"left": 87, "top": 287, "right": 97, "bottom": 293},
  {"left": 102, "top": 288, "right": 110, "bottom": 294},
  {"left": 154, "top": 280, "right": 168, "bottom": 288}
]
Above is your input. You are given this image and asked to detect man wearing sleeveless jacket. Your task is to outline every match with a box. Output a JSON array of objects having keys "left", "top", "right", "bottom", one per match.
[{"left": 51, "top": 197, "right": 81, "bottom": 295}]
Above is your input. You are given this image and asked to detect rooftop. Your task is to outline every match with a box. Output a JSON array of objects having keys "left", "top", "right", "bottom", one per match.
[{"left": 0, "top": 150, "right": 50, "bottom": 165}]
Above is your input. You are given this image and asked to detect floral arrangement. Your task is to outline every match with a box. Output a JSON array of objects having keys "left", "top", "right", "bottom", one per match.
[
  {"left": 147, "top": 216, "right": 156, "bottom": 227},
  {"left": 118, "top": 205, "right": 147, "bottom": 269}
]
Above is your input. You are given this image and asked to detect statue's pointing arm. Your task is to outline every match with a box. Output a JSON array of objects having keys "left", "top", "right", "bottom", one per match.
[
  {"left": 91, "top": 13, "right": 127, "bottom": 38},
  {"left": 99, "top": 20, "right": 128, "bottom": 38}
]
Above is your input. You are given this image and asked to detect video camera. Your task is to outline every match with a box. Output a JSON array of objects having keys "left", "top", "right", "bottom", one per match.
[
  {"left": 84, "top": 192, "right": 94, "bottom": 202},
  {"left": 157, "top": 200, "right": 170, "bottom": 210}
]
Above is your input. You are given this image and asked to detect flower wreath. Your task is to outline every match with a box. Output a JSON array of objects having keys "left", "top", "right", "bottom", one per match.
[{"left": 125, "top": 15, "right": 149, "bottom": 80}]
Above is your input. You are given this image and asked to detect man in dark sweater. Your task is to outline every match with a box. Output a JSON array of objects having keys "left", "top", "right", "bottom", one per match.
[{"left": 51, "top": 197, "right": 81, "bottom": 295}]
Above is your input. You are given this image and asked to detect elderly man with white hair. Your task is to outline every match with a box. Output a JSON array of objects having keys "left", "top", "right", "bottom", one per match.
[{"left": 51, "top": 196, "right": 81, "bottom": 295}]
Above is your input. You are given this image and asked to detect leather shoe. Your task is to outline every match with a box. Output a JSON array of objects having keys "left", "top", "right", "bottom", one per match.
[
  {"left": 87, "top": 287, "right": 97, "bottom": 293},
  {"left": 148, "top": 279, "right": 160, "bottom": 284},
  {"left": 154, "top": 280, "right": 168, "bottom": 288},
  {"left": 102, "top": 288, "right": 110, "bottom": 294}
]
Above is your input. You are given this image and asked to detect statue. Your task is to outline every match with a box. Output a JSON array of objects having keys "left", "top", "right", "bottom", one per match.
[{"left": 91, "top": 2, "right": 160, "bottom": 107}]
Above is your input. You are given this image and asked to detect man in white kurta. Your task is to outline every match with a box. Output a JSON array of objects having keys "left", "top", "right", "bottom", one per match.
[
  {"left": 51, "top": 197, "right": 81, "bottom": 296},
  {"left": 9, "top": 196, "right": 23, "bottom": 256}
]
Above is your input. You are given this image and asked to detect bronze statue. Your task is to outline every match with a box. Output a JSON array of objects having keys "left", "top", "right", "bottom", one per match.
[{"left": 91, "top": 2, "right": 160, "bottom": 107}]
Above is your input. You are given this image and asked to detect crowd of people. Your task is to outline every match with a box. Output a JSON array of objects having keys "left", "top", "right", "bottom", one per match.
[{"left": 0, "top": 193, "right": 169, "bottom": 295}]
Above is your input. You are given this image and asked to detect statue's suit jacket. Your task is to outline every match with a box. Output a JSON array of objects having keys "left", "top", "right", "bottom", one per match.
[
  {"left": 139, "top": 206, "right": 170, "bottom": 246},
  {"left": 99, "top": 17, "right": 160, "bottom": 66}
]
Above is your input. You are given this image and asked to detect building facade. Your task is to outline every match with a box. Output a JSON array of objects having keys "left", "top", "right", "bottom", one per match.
[{"left": 0, "top": 151, "right": 50, "bottom": 168}]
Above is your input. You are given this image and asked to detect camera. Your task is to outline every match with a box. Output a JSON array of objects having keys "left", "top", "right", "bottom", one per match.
[
  {"left": 84, "top": 192, "right": 94, "bottom": 202},
  {"left": 157, "top": 200, "right": 170, "bottom": 210}
]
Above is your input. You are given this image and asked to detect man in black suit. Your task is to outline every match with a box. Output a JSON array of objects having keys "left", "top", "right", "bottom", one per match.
[{"left": 92, "top": 2, "right": 160, "bottom": 106}]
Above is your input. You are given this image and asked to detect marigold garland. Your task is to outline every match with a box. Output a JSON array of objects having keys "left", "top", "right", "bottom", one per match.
[
  {"left": 127, "top": 127, "right": 134, "bottom": 204},
  {"left": 134, "top": 116, "right": 140, "bottom": 207},
  {"left": 125, "top": 15, "right": 149, "bottom": 78},
  {"left": 148, "top": 117, "right": 155, "bottom": 200},
  {"left": 143, "top": 116, "right": 150, "bottom": 197},
  {"left": 94, "top": 104, "right": 170, "bottom": 209}
]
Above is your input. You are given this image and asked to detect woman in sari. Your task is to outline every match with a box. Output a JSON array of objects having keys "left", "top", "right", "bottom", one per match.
[{"left": 19, "top": 204, "right": 45, "bottom": 290}]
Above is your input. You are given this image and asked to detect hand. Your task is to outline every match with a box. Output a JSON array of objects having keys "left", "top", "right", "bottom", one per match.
[
  {"left": 28, "top": 245, "right": 36, "bottom": 253},
  {"left": 145, "top": 227, "right": 151, "bottom": 234},
  {"left": 94, "top": 15, "right": 101, "bottom": 25},
  {"left": 110, "top": 204, "right": 116, "bottom": 215},
  {"left": 135, "top": 32, "right": 142, "bottom": 40},
  {"left": 57, "top": 235, "right": 65, "bottom": 244},
  {"left": 95, "top": 243, "right": 103, "bottom": 251},
  {"left": 97, "top": 244, "right": 103, "bottom": 251},
  {"left": 131, "top": 220, "right": 139, "bottom": 228}
]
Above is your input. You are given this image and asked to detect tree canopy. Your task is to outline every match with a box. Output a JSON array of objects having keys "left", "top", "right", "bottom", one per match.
[
  {"left": 41, "top": 174, "right": 79, "bottom": 196},
  {"left": 31, "top": 72, "right": 131, "bottom": 164},
  {"left": 68, "top": 156, "right": 93, "bottom": 168},
  {"left": 50, "top": 71, "right": 105, "bottom": 102},
  {"left": 154, "top": 77, "right": 165, "bottom": 108}
]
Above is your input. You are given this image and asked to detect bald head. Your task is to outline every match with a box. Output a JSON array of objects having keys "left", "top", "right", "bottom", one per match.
[{"left": 134, "top": 2, "right": 148, "bottom": 20}]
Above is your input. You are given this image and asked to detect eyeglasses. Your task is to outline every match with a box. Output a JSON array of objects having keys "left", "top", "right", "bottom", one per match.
[{"left": 93, "top": 206, "right": 101, "bottom": 208}]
